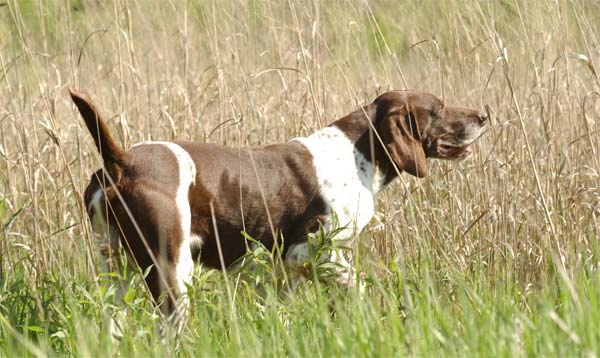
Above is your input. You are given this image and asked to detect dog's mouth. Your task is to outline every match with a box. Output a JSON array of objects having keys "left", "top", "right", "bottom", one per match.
[
  {"left": 426, "top": 135, "right": 481, "bottom": 161},
  {"left": 437, "top": 143, "right": 473, "bottom": 159},
  {"left": 428, "top": 124, "right": 486, "bottom": 160}
]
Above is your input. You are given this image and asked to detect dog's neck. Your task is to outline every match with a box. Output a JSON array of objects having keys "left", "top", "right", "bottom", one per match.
[
  {"left": 295, "top": 104, "right": 395, "bottom": 196},
  {"left": 327, "top": 104, "right": 397, "bottom": 193}
]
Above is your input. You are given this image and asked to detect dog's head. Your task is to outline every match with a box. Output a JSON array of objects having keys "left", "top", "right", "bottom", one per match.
[{"left": 375, "top": 91, "right": 487, "bottom": 178}]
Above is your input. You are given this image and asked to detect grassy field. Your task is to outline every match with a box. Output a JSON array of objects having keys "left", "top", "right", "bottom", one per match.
[{"left": 1, "top": 0, "right": 600, "bottom": 356}]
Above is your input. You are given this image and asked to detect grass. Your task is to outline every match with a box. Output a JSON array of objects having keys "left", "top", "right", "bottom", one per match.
[{"left": 1, "top": 0, "right": 600, "bottom": 356}]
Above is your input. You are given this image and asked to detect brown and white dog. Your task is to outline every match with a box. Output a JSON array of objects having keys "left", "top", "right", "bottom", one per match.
[{"left": 70, "top": 89, "right": 487, "bottom": 334}]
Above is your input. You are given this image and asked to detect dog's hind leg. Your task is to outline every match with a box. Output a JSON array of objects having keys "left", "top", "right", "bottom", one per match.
[
  {"left": 133, "top": 142, "right": 197, "bottom": 338},
  {"left": 165, "top": 201, "right": 195, "bottom": 337},
  {"left": 88, "top": 188, "right": 130, "bottom": 343},
  {"left": 117, "top": 185, "right": 195, "bottom": 340},
  {"left": 89, "top": 141, "right": 197, "bottom": 340}
]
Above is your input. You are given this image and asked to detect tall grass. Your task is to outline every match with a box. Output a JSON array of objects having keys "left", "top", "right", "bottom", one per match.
[{"left": 1, "top": 0, "right": 599, "bottom": 356}]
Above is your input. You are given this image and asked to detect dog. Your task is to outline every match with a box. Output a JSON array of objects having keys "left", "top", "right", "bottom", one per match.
[{"left": 70, "top": 89, "right": 487, "bottom": 335}]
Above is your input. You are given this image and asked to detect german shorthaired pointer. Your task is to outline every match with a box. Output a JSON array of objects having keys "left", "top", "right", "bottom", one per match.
[{"left": 70, "top": 89, "right": 487, "bottom": 335}]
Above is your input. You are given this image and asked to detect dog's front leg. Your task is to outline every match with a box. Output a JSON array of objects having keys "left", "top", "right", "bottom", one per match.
[{"left": 329, "top": 248, "right": 365, "bottom": 294}]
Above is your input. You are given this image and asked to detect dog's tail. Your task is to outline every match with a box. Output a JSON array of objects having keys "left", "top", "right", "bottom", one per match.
[{"left": 69, "top": 88, "right": 126, "bottom": 165}]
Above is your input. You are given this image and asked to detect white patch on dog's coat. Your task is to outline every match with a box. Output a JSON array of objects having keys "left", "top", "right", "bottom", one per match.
[
  {"left": 153, "top": 142, "right": 196, "bottom": 318},
  {"left": 294, "top": 126, "right": 377, "bottom": 238},
  {"left": 132, "top": 141, "right": 197, "bottom": 297},
  {"left": 292, "top": 126, "right": 382, "bottom": 288}
]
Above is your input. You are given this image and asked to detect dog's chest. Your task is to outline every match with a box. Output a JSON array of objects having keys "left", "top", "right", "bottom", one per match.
[{"left": 294, "top": 126, "right": 376, "bottom": 237}]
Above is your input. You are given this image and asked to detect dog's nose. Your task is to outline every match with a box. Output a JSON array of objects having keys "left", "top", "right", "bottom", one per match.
[{"left": 478, "top": 110, "right": 488, "bottom": 123}]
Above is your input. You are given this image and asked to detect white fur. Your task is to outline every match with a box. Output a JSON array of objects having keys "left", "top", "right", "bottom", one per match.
[
  {"left": 293, "top": 126, "right": 381, "bottom": 239},
  {"left": 285, "top": 242, "right": 311, "bottom": 268},
  {"left": 190, "top": 234, "right": 203, "bottom": 250},
  {"left": 291, "top": 126, "right": 383, "bottom": 289},
  {"left": 158, "top": 143, "right": 196, "bottom": 292},
  {"left": 151, "top": 142, "right": 196, "bottom": 331},
  {"left": 132, "top": 141, "right": 197, "bottom": 298}
]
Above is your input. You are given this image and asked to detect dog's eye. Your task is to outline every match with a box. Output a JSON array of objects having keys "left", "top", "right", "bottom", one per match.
[
  {"left": 429, "top": 103, "right": 444, "bottom": 119},
  {"left": 429, "top": 109, "right": 440, "bottom": 119}
]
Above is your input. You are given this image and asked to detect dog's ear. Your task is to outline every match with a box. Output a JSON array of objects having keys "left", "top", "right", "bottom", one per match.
[{"left": 378, "top": 105, "right": 428, "bottom": 178}]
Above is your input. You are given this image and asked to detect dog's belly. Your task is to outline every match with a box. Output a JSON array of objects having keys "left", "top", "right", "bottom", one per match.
[
  {"left": 190, "top": 217, "right": 263, "bottom": 268},
  {"left": 190, "top": 205, "right": 327, "bottom": 268}
]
